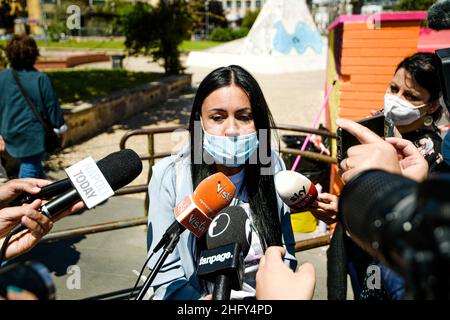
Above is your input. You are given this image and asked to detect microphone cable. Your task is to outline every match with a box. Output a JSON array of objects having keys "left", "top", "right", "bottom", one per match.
[
  {"left": 127, "top": 251, "right": 156, "bottom": 300},
  {"left": 0, "top": 231, "right": 14, "bottom": 267}
]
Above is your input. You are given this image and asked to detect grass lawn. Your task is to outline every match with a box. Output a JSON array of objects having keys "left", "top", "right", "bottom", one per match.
[
  {"left": 46, "top": 69, "right": 163, "bottom": 105},
  {"left": 0, "top": 39, "right": 222, "bottom": 51},
  {"left": 178, "top": 40, "right": 222, "bottom": 52},
  {"left": 37, "top": 40, "right": 125, "bottom": 50}
]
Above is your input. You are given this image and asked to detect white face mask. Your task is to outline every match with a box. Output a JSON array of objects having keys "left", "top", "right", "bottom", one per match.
[{"left": 383, "top": 93, "right": 427, "bottom": 126}]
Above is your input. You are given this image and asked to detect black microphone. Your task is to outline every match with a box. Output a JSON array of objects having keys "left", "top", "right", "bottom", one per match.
[
  {"left": 428, "top": 0, "right": 450, "bottom": 31},
  {"left": 8, "top": 151, "right": 135, "bottom": 207},
  {"left": 9, "top": 149, "right": 143, "bottom": 236},
  {"left": 197, "top": 206, "right": 250, "bottom": 300}
]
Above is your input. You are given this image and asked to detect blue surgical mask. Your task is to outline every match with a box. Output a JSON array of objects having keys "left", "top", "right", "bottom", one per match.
[{"left": 203, "top": 130, "right": 259, "bottom": 167}]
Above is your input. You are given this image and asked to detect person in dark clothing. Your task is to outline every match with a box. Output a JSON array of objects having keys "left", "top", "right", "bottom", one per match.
[{"left": 0, "top": 35, "right": 67, "bottom": 179}]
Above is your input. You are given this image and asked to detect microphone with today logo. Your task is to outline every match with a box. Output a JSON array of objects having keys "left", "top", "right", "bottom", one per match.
[
  {"left": 8, "top": 149, "right": 143, "bottom": 237},
  {"left": 197, "top": 206, "right": 251, "bottom": 300}
]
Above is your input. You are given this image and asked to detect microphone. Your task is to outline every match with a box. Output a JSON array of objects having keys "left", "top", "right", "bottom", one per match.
[
  {"left": 274, "top": 170, "right": 318, "bottom": 212},
  {"left": 9, "top": 179, "right": 73, "bottom": 207},
  {"left": 197, "top": 206, "right": 251, "bottom": 300},
  {"left": 428, "top": 0, "right": 450, "bottom": 30},
  {"left": 153, "top": 172, "right": 236, "bottom": 253},
  {"left": 9, "top": 149, "right": 143, "bottom": 236},
  {"left": 8, "top": 149, "right": 142, "bottom": 207}
]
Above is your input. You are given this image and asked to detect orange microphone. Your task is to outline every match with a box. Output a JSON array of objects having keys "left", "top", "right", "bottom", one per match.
[{"left": 154, "top": 172, "right": 236, "bottom": 252}]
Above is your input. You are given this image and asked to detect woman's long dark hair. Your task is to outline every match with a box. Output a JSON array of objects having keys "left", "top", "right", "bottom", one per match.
[
  {"left": 395, "top": 52, "right": 443, "bottom": 123},
  {"left": 189, "top": 65, "right": 283, "bottom": 256}
]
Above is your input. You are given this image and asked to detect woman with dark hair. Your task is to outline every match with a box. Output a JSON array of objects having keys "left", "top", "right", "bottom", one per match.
[
  {"left": 146, "top": 65, "right": 297, "bottom": 300},
  {"left": 382, "top": 52, "right": 444, "bottom": 173},
  {"left": 0, "top": 35, "right": 67, "bottom": 178}
]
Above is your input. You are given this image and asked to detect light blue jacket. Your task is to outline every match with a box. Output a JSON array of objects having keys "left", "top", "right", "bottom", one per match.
[{"left": 146, "top": 144, "right": 297, "bottom": 300}]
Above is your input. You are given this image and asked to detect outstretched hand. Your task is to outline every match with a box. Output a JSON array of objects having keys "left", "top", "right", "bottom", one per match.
[
  {"left": 0, "top": 199, "right": 84, "bottom": 261},
  {"left": 0, "top": 179, "right": 51, "bottom": 209},
  {"left": 336, "top": 118, "right": 428, "bottom": 183}
]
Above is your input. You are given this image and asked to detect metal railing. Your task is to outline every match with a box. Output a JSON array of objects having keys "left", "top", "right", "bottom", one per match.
[{"left": 42, "top": 124, "right": 337, "bottom": 252}]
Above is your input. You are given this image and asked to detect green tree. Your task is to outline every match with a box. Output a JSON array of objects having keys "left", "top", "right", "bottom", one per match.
[
  {"left": 241, "top": 9, "right": 260, "bottom": 29},
  {"left": 120, "top": 0, "right": 193, "bottom": 75},
  {"left": 395, "top": 0, "right": 437, "bottom": 11},
  {"left": 189, "top": 1, "right": 227, "bottom": 39}
]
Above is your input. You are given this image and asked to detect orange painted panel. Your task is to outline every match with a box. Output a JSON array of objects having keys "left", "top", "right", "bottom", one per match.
[
  {"left": 341, "top": 91, "right": 384, "bottom": 100},
  {"left": 341, "top": 56, "right": 404, "bottom": 67},
  {"left": 338, "top": 108, "right": 377, "bottom": 119},
  {"left": 340, "top": 83, "right": 387, "bottom": 92},
  {"left": 340, "top": 100, "right": 384, "bottom": 109},
  {"left": 343, "top": 21, "right": 420, "bottom": 31},
  {"left": 343, "top": 22, "right": 375, "bottom": 31},
  {"left": 350, "top": 74, "right": 394, "bottom": 84},
  {"left": 342, "top": 47, "right": 417, "bottom": 57},
  {"left": 344, "top": 29, "right": 420, "bottom": 40},
  {"left": 341, "top": 65, "right": 394, "bottom": 75},
  {"left": 342, "top": 39, "right": 418, "bottom": 48}
]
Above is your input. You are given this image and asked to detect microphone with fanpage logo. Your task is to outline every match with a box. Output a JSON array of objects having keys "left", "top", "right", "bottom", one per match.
[{"left": 197, "top": 205, "right": 251, "bottom": 300}]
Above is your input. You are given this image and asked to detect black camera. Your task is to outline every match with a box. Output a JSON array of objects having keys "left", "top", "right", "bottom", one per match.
[
  {"left": 436, "top": 48, "right": 450, "bottom": 112},
  {"left": 0, "top": 261, "right": 55, "bottom": 300},
  {"left": 339, "top": 170, "right": 450, "bottom": 299}
]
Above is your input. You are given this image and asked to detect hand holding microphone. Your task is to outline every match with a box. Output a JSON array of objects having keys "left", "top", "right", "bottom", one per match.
[
  {"left": 310, "top": 193, "right": 339, "bottom": 225},
  {"left": 0, "top": 179, "right": 52, "bottom": 209},
  {"left": 274, "top": 169, "right": 340, "bottom": 225},
  {"left": 0, "top": 199, "right": 84, "bottom": 262},
  {"left": 0, "top": 200, "right": 52, "bottom": 261},
  {"left": 0, "top": 149, "right": 143, "bottom": 264},
  {"left": 8, "top": 149, "right": 142, "bottom": 238}
]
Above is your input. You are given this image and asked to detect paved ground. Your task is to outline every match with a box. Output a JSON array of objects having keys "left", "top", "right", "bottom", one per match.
[{"left": 13, "top": 57, "right": 354, "bottom": 300}]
